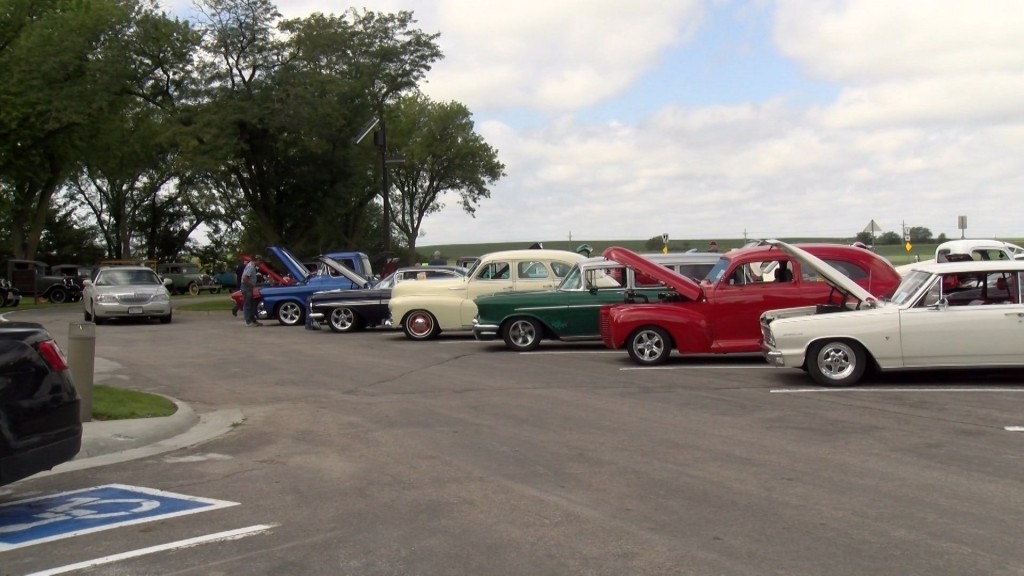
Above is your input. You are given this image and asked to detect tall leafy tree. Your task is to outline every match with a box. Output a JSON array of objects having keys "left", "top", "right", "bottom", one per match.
[
  {"left": 0, "top": 0, "right": 135, "bottom": 259},
  {"left": 386, "top": 93, "right": 506, "bottom": 260},
  {"left": 190, "top": 3, "right": 442, "bottom": 255}
]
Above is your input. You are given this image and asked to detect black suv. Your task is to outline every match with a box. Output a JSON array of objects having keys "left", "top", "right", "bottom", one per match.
[{"left": 0, "top": 322, "right": 82, "bottom": 485}]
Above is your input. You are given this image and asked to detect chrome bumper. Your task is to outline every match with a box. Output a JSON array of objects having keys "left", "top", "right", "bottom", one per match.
[
  {"left": 472, "top": 323, "right": 500, "bottom": 341},
  {"left": 765, "top": 349, "right": 786, "bottom": 367}
]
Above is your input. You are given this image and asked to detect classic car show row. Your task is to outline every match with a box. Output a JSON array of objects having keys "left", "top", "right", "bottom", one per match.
[{"left": 68, "top": 238, "right": 1024, "bottom": 388}]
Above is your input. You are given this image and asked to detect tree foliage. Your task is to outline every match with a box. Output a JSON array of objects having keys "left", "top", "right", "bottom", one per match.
[
  {"left": 387, "top": 92, "right": 505, "bottom": 260},
  {"left": 0, "top": 0, "right": 503, "bottom": 269}
]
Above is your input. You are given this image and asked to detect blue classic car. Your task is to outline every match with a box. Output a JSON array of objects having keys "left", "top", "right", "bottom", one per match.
[{"left": 256, "top": 247, "right": 372, "bottom": 326}]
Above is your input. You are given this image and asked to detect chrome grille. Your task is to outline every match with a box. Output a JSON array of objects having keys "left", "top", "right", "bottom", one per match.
[{"left": 117, "top": 293, "right": 153, "bottom": 305}]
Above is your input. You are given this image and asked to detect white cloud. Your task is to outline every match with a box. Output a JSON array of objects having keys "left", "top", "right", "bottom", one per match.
[
  {"left": 420, "top": 0, "right": 704, "bottom": 113},
  {"left": 170, "top": 0, "right": 1024, "bottom": 244}
]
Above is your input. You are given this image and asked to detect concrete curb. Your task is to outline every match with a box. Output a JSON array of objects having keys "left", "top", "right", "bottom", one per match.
[
  {"left": 31, "top": 404, "right": 246, "bottom": 480},
  {"left": 75, "top": 399, "right": 200, "bottom": 459}
]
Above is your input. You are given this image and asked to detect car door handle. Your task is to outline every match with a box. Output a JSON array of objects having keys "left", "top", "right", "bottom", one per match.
[{"left": 1006, "top": 312, "right": 1024, "bottom": 318}]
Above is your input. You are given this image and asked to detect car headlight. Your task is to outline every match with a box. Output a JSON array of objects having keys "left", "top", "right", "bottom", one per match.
[
  {"left": 95, "top": 294, "right": 118, "bottom": 303},
  {"left": 152, "top": 292, "right": 170, "bottom": 302}
]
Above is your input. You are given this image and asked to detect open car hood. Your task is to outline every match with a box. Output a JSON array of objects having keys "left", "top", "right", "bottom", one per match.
[
  {"left": 765, "top": 240, "right": 878, "bottom": 305},
  {"left": 601, "top": 247, "right": 703, "bottom": 300},
  {"left": 319, "top": 255, "right": 371, "bottom": 288},
  {"left": 268, "top": 246, "right": 311, "bottom": 282}
]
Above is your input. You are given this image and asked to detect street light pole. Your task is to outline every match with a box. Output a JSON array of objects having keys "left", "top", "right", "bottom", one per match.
[{"left": 378, "top": 119, "right": 391, "bottom": 251}]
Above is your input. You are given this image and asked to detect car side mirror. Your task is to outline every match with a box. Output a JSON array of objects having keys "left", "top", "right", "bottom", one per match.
[{"left": 163, "top": 278, "right": 173, "bottom": 287}]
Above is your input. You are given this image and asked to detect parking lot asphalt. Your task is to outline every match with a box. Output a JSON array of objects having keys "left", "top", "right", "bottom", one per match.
[{"left": 6, "top": 301, "right": 1024, "bottom": 575}]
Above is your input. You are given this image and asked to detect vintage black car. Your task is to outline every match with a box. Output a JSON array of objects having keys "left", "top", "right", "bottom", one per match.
[
  {"left": 0, "top": 278, "right": 22, "bottom": 308},
  {"left": 6, "top": 260, "right": 82, "bottom": 303},
  {"left": 0, "top": 322, "right": 82, "bottom": 485},
  {"left": 308, "top": 266, "right": 466, "bottom": 333}
]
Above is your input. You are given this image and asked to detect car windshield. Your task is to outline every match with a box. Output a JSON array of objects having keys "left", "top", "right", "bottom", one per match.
[
  {"left": 376, "top": 272, "right": 398, "bottom": 289},
  {"left": 95, "top": 269, "right": 162, "bottom": 286},
  {"left": 703, "top": 257, "right": 731, "bottom": 283},
  {"left": 557, "top": 265, "right": 584, "bottom": 290},
  {"left": 889, "top": 270, "right": 935, "bottom": 305}
]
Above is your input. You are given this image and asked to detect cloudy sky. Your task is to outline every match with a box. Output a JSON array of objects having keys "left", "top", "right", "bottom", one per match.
[{"left": 173, "top": 0, "right": 1024, "bottom": 245}]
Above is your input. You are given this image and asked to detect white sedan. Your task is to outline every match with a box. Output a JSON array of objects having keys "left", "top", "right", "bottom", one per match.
[
  {"left": 761, "top": 243, "right": 1024, "bottom": 386},
  {"left": 83, "top": 266, "right": 173, "bottom": 325}
]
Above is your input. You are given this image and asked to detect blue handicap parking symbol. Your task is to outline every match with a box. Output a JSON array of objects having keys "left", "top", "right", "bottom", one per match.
[{"left": 0, "top": 484, "right": 238, "bottom": 550}]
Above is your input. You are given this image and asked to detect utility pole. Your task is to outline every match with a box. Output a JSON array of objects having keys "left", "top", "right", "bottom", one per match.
[{"left": 375, "top": 120, "right": 391, "bottom": 251}]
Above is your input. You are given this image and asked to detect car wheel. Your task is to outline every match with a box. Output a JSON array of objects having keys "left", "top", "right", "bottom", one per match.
[
  {"left": 48, "top": 287, "right": 68, "bottom": 304},
  {"left": 159, "top": 311, "right": 173, "bottom": 324},
  {"left": 503, "top": 317, "right": 542, "bottom": 352},
  {"left": 403, "top": 310, "right": 439, "bottom": 340},
  {"left": 328, "top": 307, "right": 361, "bottom": 333},
  {"left": 188, "top": 282, "right": 200, "bottom": 296},
  {"left": 808, "top": 339, "right": 866, "bottom": 387},
  {"left": 213, "top": 287, "right": 222, "bottom": 294},
  {"left": 627, "top": 327, "right": 672, "bottom": 366},
  {"left": 277, "top": 301, "right": 304, "bottom": 326}
]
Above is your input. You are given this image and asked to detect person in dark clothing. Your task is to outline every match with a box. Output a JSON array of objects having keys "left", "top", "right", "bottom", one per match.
[
  {"left": 241, "top": 255, "right": 263, "bottom": 327},
  {"left": 428, "top": 251, "right": 446, "bottom": 265}
]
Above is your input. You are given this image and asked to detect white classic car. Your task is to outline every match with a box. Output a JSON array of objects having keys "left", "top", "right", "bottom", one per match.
[
  {"left": 761, "top": 242, "right": 1024, "bottom": 387},
  {"left": 388, "top": 249, "right": 586, "bottom": 340},
  {"left": 895, "top": 238, "right": 1024, "bottom": 275}
]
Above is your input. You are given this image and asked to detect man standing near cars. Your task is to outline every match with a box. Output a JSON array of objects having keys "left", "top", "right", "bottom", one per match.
[
  {"left": 241, "top": 255, "right": 263, "bottom": 327},
  {"left": 429, "top": 250, "right": 446, "bottom": 265}
]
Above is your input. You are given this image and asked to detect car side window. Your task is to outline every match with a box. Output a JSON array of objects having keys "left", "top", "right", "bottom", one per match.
[
  {"left": 551, "top": 262, "right": 573, "bottom": 278},
  {"left": 916, "top": 278, "right": 943, "bottom": 307},
  {"left": 476, "top": 262, "right": 510, "bottom": 281},
  {"left": 586, "top": 268, "right": 622, "bottom": 290},
  {"left": 801, "top": 259, "right": 869, "bottom": 283},
  {"left": 517, "top": 261, "right": 549, "bottom": 279},
  {"left": 727, "top": 260, "right": 778, "bottom": 286}
]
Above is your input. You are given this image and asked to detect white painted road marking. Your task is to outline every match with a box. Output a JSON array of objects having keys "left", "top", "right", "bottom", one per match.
[
  {"left": 26, "top": 524, "right": 279, "bottom": 576},
  {"left": 523, "top": 350, "right": 619, "bottom": 355},
  {"left": 620, "top": 364, "right": 772, "bottom": 371},
  {"left": 771, "top": 388, "right": 1024, "bottom": 394}
]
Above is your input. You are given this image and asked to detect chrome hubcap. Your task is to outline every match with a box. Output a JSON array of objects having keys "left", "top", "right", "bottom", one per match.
[{"left": 634, "top": 331, "right": 664, "bottom": 361}]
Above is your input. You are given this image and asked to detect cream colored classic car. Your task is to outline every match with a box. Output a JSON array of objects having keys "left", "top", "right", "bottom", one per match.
[
  {"left": 761, "top": 242, "right": 1024, "bottom": 387},
  {"left": 389, "top": 249, "right": 586, "bottom": 340}
]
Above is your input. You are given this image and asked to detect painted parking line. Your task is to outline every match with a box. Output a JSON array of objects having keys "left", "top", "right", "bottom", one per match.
[
  {"left": 0, "top": 484, "right": 238, "bottom": 551},
  {"left": 27, "top": 524, "right": 278, "bottom": 576},
  {"left": 620, "top": 364, "right": 773, "bottom": 371},
  {"left": 522, "top": 350, "right": 619, "bottom": 355},
  {"left": 771, "top": 387, "right": 1024, "bottom": 394}
]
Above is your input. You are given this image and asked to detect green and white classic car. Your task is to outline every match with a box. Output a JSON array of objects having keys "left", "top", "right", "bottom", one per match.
[
  {"left": 389, "top": 249, "right": 587, "bottom": 340},
  {"left": 472, "top": 251, "right": 720, "bottom": 351}
]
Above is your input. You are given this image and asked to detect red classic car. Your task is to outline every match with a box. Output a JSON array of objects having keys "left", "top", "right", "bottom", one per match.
[{"left": 599, "top": 243, "right": 902, "bottom": 365}]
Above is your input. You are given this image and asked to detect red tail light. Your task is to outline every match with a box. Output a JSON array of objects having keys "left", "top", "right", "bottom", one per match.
[{"left": 38, "top": 340, "right": 70, "bottom": 372}]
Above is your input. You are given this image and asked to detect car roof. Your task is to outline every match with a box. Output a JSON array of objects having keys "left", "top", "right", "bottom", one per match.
[
  {"left": 909, "top": 260, "right": 1024, "bottom": 274},
  {"left": 95, "top": 266, "right": 155, "bottom": 273},
  {"left": 579, "top": 252, "right": 720, "bottom": 267},
  {"left": 478, "top": 249, "right": 587, "bottom": 261},
  {"left": 937, "top": 239, "right": 1011, "bottom": 252}
]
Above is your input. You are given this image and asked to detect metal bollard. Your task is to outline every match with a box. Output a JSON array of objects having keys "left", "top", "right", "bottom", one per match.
[{"left": 68, "top": 322, "right": 96, "bottom": 423}]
